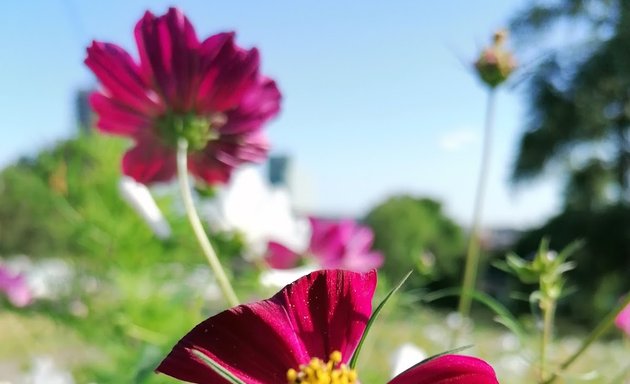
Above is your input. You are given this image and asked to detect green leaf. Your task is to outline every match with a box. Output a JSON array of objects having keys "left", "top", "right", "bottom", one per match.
[
  {"left": 348, "top": 270, "right": 412, "bottom": 369},
  {"left": 424, "top": 287, "right": 527, "bottom": 343},
  {"left": 190, "top": 349, "right": 246, "bottom": 384}
]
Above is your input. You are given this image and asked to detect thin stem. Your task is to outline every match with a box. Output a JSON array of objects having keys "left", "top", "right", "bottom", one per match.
[
  {"left": 539, "top": 299, "right": 556, "bottom": 383},
  {"left": 457, "top": 88, "right": 497, "bottom": 320},
  {"left": 543, "top": 294, "right": 630, "bottom": 384},
  {"left": 176, "top": 138, "right": 240, "bottom": 307}
]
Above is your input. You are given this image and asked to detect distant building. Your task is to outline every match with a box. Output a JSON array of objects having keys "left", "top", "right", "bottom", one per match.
[
  {"left": 268, "top": 155, "right": 290, "bottom": 186},
  {"left": 266, "top": 154, "right": 315, "bottom": 213},
  {"left": 75, "top": 89, "right": 93, "bottom": 133}
]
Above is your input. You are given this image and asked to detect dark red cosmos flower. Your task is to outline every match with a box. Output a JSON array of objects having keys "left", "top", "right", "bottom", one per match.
[
  {"left": 157, "top": 270, "right": 499, "bottom": 384},
  {"left": 85, "top": 8, "right": 281, "bottom": 184}
]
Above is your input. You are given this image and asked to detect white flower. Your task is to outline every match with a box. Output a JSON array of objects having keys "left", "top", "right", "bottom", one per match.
[
  {"left": 24, "top": 356, "right": 74, "bottom": 384},
  {"left": 201, "top": 166, "right": 309, "bottom": 259},
  {"left": 259, "top": 265, "right": 318, "bottom": 289},
  {"left": 118, "top": 177, "right": 172, "bottom": 239},
  {"left": 390, "top": 343, "right": 427, "bottom": 378}
]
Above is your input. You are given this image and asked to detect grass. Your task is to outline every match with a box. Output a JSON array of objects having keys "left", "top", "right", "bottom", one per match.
[{"left": 1, "top": 264, "right": 628, "bottom": 384}]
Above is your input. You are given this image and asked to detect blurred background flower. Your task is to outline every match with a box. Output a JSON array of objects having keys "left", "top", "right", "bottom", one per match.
[
  {"left": 85, "top": 7, "right": 281, "bottom": 185},
  {"left": 266, "top": 217, "right": 383, "bottom": 272}
]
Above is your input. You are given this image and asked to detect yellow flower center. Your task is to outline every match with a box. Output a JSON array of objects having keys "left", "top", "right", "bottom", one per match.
[{"left": 286, "top": 351, "right": 358, "bottom": 384}]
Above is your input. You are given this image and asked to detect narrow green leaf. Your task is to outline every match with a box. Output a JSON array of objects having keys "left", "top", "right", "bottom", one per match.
[
  {"left": 348, "top": 270, "right": 413, "bottom": 369},
  {"left": 191, "top": 349, "right": 246, "bottom": 384},
  {"left": 424, "top": 287, "right": 527, "bottom": 343}
]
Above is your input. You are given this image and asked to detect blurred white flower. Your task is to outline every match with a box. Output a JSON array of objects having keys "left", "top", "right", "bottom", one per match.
[
  {"left": 390, "top": 343, "right": 427, "bottom": 378},
  {"left": 201, "top": 166, "right": 309, "bottom": 259},
  {"left": 5, "top": 256, "right": 73, "bottom": 300},
  {"left": 259, "top": 265, "right": 317, "bottom": 289},
  {"left": 23, "top": 356, "right": 74, "bottom": 384},
  {"left": 118, "top": 177, "right": 172, "bottom": 239}
]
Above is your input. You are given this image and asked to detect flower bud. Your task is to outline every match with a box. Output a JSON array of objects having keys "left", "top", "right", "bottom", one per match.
[{"left": 474, "top": 29, "right": 516, "bottom": 88}]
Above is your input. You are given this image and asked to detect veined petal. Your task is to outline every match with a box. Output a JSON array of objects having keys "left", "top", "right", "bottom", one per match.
[
  {"left": 187, "top": 147, "right": 232, "bottom": 185},
  {"left": 122, "top": 138, "right": 176, "bottom": 183},
  {"left": 196, "top": 36, "right": 260, "bottom": 112},
  {"left": 134, "top": 7, "right": 200, "bottom": 111},
  {"left": 388, "top": 354, "right": 499, "bottom": 384},
  {"left": 157, "top": 270, "right": 375, "bottom": 383},
  {"left": 85, "top": 41, "right": 162, "bottom": 116},
  {"left": 90, "top": 93, "right": 152, "bottom": 136},
  {"left": 277, "top": 269, "right": 376, "bottom": 363},
  {"left": 157, "top": 300, "right": 308, "bottom": 384},
  {"left": 188, "top": 132, "right": 269, "bottom": 185},
  {"left": 221, "top": 77, "right": 281, "bottom": 135}
]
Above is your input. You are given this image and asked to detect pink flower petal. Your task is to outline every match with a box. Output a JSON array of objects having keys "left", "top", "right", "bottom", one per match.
[
  {"left": 279, "top": 269, "right": 376, "bottom": 363},
  {"left": 122, "top": 138, "right": 177, "bottom": 183},
  {"left": 0, "top": 266, "right": 33, "bottom": 308},
  {"left": 195, "top": 36, "right": 260, "bottom": 112},
  {"left": 85, "top": 41, "right": 162, "bottom": 116},
  {"left": 134, "top": 8, "right": 201, "bottom": 111},
  {"left": 615, "top": 301, "right": 630, "bottom": 337},
  {"left": 388, "top": 354, "right": 499, "bottom": 384},
  {"left": 89, "top": 93, "right": 152, "bottom": 136},
  {"left": 188, "top": 132, "right": 269, "bottom": 184},
  {"left": 266, "top": 241, "right": 300, "bottom": 269},
  {"left": 221, "top": 77, "right": 282, "bottom": 135},
  {"left": 157, "top": 270, "right": 376, "bottom": 383}
]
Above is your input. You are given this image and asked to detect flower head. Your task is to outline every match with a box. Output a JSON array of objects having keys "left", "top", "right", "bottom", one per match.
[
  {"left": 85, "top": 7, "right": 281, "bottom": 185},
  {"left": 266, "top": 217, "right": 384, "bottom": 272},
  {"left": 157, "top": 269, "right": 499, "bottom": 384},
  {"left": 615, "top": 301, "right": 630, "bottom": 337},
  {"left": 0, "top": 265, "right": 33, "bottom": 307},
  {"left": 474, "top": 29, "right": 516, "bottom": 88}
]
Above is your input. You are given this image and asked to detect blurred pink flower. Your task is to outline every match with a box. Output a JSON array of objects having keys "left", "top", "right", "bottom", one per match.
[
  {"left": 85, "top": 7, "right": 280, "bottom": 185},
  {"left": 0, "top": 265, "right": 33, "bottom": 307},
  {"left": 266, "top": 217, "right": 383, "bottom": 272},
  {"left": 615, "top": 301, "right": 630, "bottom": 337}
]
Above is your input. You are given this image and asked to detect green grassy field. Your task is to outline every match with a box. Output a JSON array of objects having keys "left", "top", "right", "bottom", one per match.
[{"left": 1, "top": 264, "right": 627, "bottom": 384}]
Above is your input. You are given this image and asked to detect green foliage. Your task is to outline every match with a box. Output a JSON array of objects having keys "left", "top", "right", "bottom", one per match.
[
  {"left": 0, "top": 133, "right": 245, "bottom": 270},
  {"left": 510, "top": 0, "right": 630, "bottom": 206},
  {"left": 512, "top": 204, "right": 630, "bottom": 325},
  {"left": 363, "top": 195, "right": 466, "bottom": 288},
  {"left": 0, "top": 132, "right": 251, "bottom": 381}
]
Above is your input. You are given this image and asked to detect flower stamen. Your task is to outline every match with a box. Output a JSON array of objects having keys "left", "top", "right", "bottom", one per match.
[{"left": 287, "top": 351, "right": 357, "bottom": 384}]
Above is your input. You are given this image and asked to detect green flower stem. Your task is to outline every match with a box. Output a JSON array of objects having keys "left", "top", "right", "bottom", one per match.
[
  {"left": 540, "top": 299, "right": 556, "bottom": 383},
  {"left": 543, "top": 294, "right": 630, "bottom": 384},
  {"left": 457, "top": 88, "right": 497, "bottom": 321},
  {"left": 176, "top": 138, "right": 240, "bottom": 307}
]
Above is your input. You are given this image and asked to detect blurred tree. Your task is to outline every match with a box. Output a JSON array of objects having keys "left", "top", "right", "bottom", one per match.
[
  {"left": 364, "top": 195, "right": 466, "bottom": 289},
  {"left": 510, "top": 0, "right": 629, "bottom": 208},
  {"left": 495, "top": 1, "right": 630, "bottom": 324},
  {"left": 0, "top": 134, "right": 244, "bottom": 270}
]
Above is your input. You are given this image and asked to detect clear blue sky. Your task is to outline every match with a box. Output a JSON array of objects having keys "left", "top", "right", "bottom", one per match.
[{"left": 0, "top": 0, "right": 561, "bottom": 229}]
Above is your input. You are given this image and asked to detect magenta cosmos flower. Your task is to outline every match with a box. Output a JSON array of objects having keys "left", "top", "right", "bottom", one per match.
[
  {"left": 85, "top": 7, "right": 281, "bottom": 184},
  {"left": 0, "top": 265, "right": 32, "bottom": 307},
  {"left": 266, "top": 217, "right": 384, "bottom": 272},
  {"left": 615, "top": 301, "right": 630, "bottom": 337},
  {"left": 157, "top": 269, "right": 499, "bottom": 384}
]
